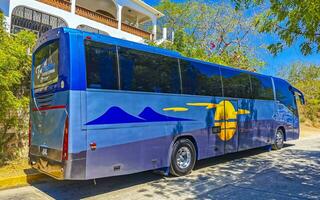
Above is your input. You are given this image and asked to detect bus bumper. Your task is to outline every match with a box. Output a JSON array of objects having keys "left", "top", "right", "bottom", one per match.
[{"left": 29, "top": 154, "right": 86, "bottom": 180}]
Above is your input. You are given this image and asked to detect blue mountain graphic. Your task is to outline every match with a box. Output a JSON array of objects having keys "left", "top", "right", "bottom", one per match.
[
  {"left": 138, "top": 107, "right": 193, "bottom": 122},
  {"left": 86, "top": 107, "right": 145, "bottom": 125},
  {"left": 86, "top": 106, "right": 194, "bottom": 125}
]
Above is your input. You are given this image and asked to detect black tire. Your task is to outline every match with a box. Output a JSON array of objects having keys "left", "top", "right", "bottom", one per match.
[
  {"left": 272, "top": 129, "right": 284, "bottom": 150},
  {"left": 170, "top": 138, "right": 196, "bottom": 176}
]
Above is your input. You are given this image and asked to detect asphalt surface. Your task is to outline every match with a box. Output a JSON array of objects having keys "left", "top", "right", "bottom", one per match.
[{"left": 0, "top": 135, "right": 319, "bottom": 200}]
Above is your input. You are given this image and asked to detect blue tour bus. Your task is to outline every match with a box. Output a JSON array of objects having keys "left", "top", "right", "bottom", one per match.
[{"left": 29, "top": 28, "right": 305, "bottom": 180}]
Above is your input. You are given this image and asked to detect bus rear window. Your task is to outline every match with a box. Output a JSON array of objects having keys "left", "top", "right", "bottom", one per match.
[{"left": 34, "top": 40, "right": 59, "bottom": 89}]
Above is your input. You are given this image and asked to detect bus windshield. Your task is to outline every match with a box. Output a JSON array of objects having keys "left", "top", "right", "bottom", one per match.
[{"left": 34, "top": 40, "right": 59, "bottom": 89}]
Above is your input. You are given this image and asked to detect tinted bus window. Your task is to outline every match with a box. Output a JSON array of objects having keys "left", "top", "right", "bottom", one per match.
[
  {"left": 180, "top": 60, "right": 222, "bottom": 96},
  {"left": 119, "top": 47, "right": 180, "bottom": 94},
  {"left": 85, "top": 40, "right": 118, "bottom": 90},
  {"left": 221, "top": 68, "right": 252, "bottom": 99},
  {"left": 274, "top": 78, "right": 297, "bottom": 115},
  {"left": 250, "top": 75, "right": 274, "bottom": 100},
  {"left": 34, "top": 40, "right": 59, "bottom": 89}
]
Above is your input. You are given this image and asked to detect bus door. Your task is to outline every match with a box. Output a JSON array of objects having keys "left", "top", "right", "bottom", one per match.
[
  {"left": 292, "top": 95, "right": 299, "bottom": 139},
  {"left": 213, "top": 100, "right": 239, "bottom": 154},
  {"left": 274, "top": 78, "right": 299, "bottom": 140}
]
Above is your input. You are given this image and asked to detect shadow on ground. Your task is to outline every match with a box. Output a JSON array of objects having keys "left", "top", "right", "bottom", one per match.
[{"left": 30, "top": 143, "right": 320, "bottom": 200}]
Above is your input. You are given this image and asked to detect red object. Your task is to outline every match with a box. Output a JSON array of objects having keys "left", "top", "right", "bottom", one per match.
[
  {"left": 210, "top": 42, "right": 216, "bottom": 49},
  {"left": 28, "top": 120, "right": 32, "bottom": 147},
  {"left": 90, "top": 142, "right": 97, "bottom": 151},
  {"left": 62, "top": 117, "right": 69, "bottom": 161},
  {"left": 32, "top": 105, "right": 66, "bottom": 112},
  {"left": 86, "top": 36, "right": 92, "bottom": 40}
]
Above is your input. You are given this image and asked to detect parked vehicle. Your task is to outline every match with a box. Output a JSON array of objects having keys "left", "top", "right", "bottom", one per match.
[{"left": 29, "top": 28, "right": 305, "bottom": 180}]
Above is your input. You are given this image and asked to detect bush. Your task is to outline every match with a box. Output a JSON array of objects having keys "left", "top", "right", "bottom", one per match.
[{"left": 0, "top": 12, "right": 36, "bottom": 165}]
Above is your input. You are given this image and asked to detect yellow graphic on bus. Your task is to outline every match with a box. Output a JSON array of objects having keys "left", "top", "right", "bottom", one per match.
[
  {"left": 163, "top": 107, "right": 189, "bottom": 112},
  {"left": 187, "top": 100, "right": 250, "bottom": 141},
  {"left": 214, "top": 101, "right": 236, "bottom": 141},
  {"left": 186, "top": 103, "right": 218, "bottom": 109}
]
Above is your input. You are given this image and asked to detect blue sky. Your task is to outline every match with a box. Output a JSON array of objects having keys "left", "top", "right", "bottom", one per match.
[{"left": 144, "top": 0, "right": 320, "bottom": 76}]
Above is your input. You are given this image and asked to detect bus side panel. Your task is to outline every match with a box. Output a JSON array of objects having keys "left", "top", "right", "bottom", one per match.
[
  {"left": 61, "top": 31, "right": 88, "bottom": 180},
  {"left": 274, "top": 102, "right": 298, "bottom": 141},
  {"left": 164, "top": 95, "right": 226, "bottom": 159},
  {"left": 84, "top": 91, "right": 220, "bottom": 179},
  {"left": 238, "top": 99, "right": 275, "bottom": 151},
  {"left": 85, "top": 91, "right": 170, "bottom": 179},
  {"left": 292, "top": 115, "right": 300, "bottom": 140},
  {"left": 273, "top": 77, "right": 300, "bottom": 142},
  {"left": 64, "top": 90, "right": 87, "bottom": 180}
]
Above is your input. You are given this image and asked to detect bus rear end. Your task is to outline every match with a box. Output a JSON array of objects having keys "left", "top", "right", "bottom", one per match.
[{"left": 29, "top": 29, "right": 69, "bottom": 179}]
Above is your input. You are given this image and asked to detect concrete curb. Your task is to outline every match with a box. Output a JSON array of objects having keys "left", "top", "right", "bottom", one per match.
[{"left": 0, "top": 173, "right": 49, "bottom": 190}]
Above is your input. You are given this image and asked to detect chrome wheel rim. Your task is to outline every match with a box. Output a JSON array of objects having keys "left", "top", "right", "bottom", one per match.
[
  {"left": 275, "top": 131, "right": 283, "bottom": 147},
  {"left": 176, "top": 147, "right": 191, "bottom": 169}
]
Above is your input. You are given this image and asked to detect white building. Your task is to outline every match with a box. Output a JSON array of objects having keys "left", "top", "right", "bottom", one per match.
[{"left": 0, "top": 0, "right": 165, "bottom": 43}]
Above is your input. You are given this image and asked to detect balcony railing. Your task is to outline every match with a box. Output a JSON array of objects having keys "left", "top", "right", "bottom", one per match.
[
  {"left": 121, "top": 23, "right": 152, "bottom": 40},
  {"left": 38, "top": 0, "right": 153, "bottom": 40},
  {"left": 75, "top": 6, "right": 118, "bottom": 29},
  {"left": 38, "top": 0, "right": 71, "bottom": 12}
]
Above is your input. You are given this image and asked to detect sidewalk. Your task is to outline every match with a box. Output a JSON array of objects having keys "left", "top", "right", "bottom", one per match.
[{"left": 0, "top": 159, "right": 49, "bottom": 190}]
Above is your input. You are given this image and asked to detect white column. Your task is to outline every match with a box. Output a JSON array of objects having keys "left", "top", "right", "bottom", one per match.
[
  {"left": 4, "top": 16, "right": 11, "bottom": 33},
  {"left": 171, "top": 31, "right": 175, "bottom": 42},
  {"left": 152, "top": 17, "right": 157, "bottom": 40},
  {"left": 117, "top": 5, "right": 123, "bottom": 30},
  {"left": 135, "top": 16, "right": 140, "bottom": 28},
  {"left": 71, "top": 0, "right": 76, "bottom": 14},
  {"left": 162, "top": 27, "right": 167, "bottom": 40}
]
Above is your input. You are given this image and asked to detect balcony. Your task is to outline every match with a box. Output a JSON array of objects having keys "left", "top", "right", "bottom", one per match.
[
  {"left": 38, "top": 0, "right": 71, "bottom": 12},
  {"left": 37, "top": 0, "right": 154, "bottom": 40},
  {"left": 121, "top": 23, "right": 153, "bottom": 40},
  {"left": 75, "top": 6, "right": 118, "bottom": 29}
]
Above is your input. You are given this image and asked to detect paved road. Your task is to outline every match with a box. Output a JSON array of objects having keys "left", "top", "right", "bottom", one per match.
[{"left": 1, "top": 135, "right": 320, "bottom": 200}]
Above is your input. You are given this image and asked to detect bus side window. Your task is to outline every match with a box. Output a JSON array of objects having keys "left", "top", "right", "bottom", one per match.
[
  {"left": 250, "top": 75, "right": 274, "bottom": 100},
  {"left": 220, "top": 68, "right": 252, "bottom": 99},
  {"left": 180, "top": 60, "right": 222, "bottom": 97},
  {"left": 85, "top": 40, "right": 118, "bottom": 90},
  {"left": 274, "top": 79, "right": 298, "bottom": 116},
  {"left": 118, "top": 47, "right": 180, "bottom": 94}
]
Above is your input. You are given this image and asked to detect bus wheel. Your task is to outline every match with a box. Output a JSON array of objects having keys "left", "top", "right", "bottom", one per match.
[
  {"left": 272, "top": 129, "right": 284, "bottom": 150},
  {"left": 170, "top": 138, "right": 196, "bottom": 176}
]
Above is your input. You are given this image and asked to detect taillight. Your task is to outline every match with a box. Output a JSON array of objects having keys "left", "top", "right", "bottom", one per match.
[
  {"left": 62, "top": 117, "right": 69, "bottom": 161},
  {"left": 28, "top": 120, "right": 32, "bottom": 147}
]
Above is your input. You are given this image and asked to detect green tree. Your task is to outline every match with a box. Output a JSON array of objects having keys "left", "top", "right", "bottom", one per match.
[
  {"left": 279, "top": 63, "right": 320, "bottom": 127},
  {"left": 233, "top": 0, "right": 320, "bottom": 55},
  {"left": 0, "top": 12, "right": 36, "bottom": 164},
  {"left": 155, "top": 0, "right": 265, "bottom": 71}
]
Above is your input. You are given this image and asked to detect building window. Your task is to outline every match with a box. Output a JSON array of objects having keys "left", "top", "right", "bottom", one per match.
[
  {"left": 77, "top": 25, "right": 109, "bottom": 36},
  {"left": 11, "top": 6, "right": 67, "bottom": 37}
]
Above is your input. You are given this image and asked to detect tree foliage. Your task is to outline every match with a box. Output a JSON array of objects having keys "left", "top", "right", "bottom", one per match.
[
  {"left": 279, "top": 63, "right": 320, "bottom": 127},
  {"left": 0, "top": 13, "right": 36, "bottom": 164},
  {"left": 154, "top": 0, "right": 265, "bottom": 71},
  {"left": 233, "top": 0, "right": 320, "bottom": 55}
]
